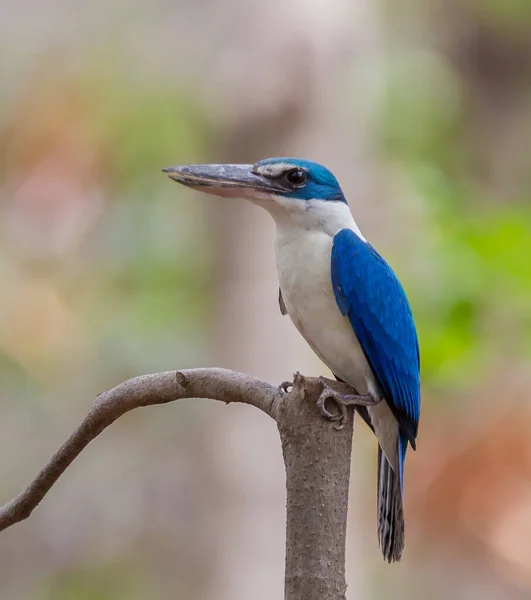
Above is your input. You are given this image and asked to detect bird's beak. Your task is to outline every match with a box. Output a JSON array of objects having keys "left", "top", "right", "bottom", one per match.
[{"left": 162, "top": 164, "right": 287, "bottom": 200}]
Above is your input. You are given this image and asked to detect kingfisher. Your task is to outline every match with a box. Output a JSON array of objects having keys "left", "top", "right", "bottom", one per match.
[{"left": 163, "top": 157, "right": 420, "bottom": 562}]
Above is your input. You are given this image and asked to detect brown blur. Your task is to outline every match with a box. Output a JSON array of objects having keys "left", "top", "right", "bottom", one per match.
[{"left": 0, "top": 1, "right": 530, "bottom": 598}]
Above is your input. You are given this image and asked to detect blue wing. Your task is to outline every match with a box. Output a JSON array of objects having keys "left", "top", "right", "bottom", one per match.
[{"left": 331, "top": 229, "right": 420, "bottom": 446}]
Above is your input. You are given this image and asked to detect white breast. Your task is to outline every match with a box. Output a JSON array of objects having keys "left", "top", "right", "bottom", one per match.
[{"left": 275, "top": 225, "right": 374, "bottom": 395}]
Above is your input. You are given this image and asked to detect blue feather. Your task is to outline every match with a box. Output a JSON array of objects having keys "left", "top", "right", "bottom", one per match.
[{"left": 331, "top": 228, "right": 420, "bottom": 447}]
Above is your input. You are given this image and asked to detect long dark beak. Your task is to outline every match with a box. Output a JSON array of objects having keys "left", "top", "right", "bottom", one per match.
[{"left": 162, "top": 164, "right": 288, "bottom": 198}]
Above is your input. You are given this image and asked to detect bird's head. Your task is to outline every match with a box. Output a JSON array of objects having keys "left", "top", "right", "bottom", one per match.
[{"left": 163, "top": 157, "right": 350, "bottom": 228}]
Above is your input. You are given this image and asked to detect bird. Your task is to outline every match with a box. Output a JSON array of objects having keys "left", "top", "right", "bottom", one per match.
[{"left": 163, "top": 157, "right": 420, "bottom": 562}]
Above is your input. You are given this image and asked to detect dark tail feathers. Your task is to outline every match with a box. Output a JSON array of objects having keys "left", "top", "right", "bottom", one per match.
[{"left": 377, "top": 445, "right": 405, "bottom": 562}]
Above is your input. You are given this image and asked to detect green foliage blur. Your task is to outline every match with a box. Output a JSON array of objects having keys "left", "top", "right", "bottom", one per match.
[{"left": 376, "top": 43, "right": 531, "bottom": 389}]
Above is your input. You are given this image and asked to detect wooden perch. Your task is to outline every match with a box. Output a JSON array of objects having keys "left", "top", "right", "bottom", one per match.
[{"left": 0, "top": 368, "right": 356, "bottom": 600}]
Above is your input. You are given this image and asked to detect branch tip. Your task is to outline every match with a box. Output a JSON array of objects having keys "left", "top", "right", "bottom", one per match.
[{"left": 293, "top": 371, "right": 306, "bottom": 399}]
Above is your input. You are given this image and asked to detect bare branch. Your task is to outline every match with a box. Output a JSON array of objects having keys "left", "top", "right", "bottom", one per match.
[
  {"left": 0, "top": 368, "right": 279, "bottom": 533},
  {"left": 278, "top": 373, "right": 355, "bottom": 600},
  {"left": 0, "top": 369, "right": 359, "bottom": 600}
]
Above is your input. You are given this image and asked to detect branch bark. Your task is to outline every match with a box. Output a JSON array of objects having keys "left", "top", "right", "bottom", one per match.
[{"left": 0, "top": 368, "right": 355, "bottom": 600}]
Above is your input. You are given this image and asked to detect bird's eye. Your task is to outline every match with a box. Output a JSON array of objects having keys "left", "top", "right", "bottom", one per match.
[{"left": 286, "top": 169, "right": 307, "bottom": 186}]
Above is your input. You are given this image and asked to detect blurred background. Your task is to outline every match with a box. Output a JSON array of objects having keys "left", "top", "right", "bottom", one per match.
[{"left": 0, "top": 0, "right": 530, "bottom": 598}]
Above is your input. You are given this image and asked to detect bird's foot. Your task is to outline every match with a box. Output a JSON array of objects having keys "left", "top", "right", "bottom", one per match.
[
  {"left": 278, "top": 380, "right": 293, "bottom": 395},
  {"left": 317, "top": 377, "right": 379, "bottom": 430}
]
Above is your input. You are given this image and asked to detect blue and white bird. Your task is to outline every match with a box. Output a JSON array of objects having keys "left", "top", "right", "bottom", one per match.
[{"left": 163, "top": 157, "right": 420, "bottom": 562}]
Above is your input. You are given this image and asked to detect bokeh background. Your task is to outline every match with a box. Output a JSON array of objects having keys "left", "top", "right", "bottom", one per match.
[{"left": 1, "top": 0, "right": 530, "bottom": 598}]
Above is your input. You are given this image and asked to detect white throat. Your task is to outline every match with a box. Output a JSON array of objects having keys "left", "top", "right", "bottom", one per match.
[{"left": 260, "top": 196, "right": 366, "bottom": 241}]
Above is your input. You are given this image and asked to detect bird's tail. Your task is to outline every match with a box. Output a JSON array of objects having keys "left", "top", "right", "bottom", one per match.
[{"left": 377, "top": 433, "right": 407, "bottom": 562}]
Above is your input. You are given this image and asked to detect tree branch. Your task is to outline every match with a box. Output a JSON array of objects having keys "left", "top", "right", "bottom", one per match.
[
  {"left": 0, "top": 368, "right": 357, "bottom": 600},
  {"left": 278, "top": 373, "right": 354, "bottom": 600},
  {"left": 0, "top": 368, "right": 278, "bottom": 533}
]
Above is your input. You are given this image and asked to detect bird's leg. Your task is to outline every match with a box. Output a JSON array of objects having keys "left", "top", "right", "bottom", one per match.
[{"left": 317, "top": 376, "right": 380, "bottom": 430}]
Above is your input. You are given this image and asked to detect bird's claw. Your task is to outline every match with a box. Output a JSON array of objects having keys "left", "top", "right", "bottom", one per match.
[
  {"left": 317, "top": 386, "right": 350, "bottom": 430},
  {"left": 278, "top": 380, "right": 294, "bottom": 395},
  {"left": 317, "top": 376, "right": 376, "bottom": 430}
]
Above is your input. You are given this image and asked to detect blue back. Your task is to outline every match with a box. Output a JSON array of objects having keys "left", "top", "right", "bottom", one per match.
[{"left": 330, "top": 229, "right": 420, "bottom": 447}]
